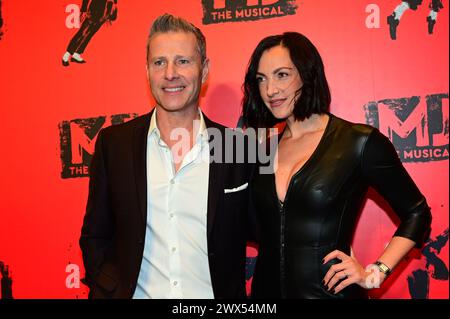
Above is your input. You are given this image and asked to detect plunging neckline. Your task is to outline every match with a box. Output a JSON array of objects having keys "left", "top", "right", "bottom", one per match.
[{"left": 273, "top": 114, "right": 333, "bottom": 204}]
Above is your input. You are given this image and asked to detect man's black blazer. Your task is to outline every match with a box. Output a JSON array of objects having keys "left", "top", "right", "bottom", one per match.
[{"left": 79, "top": 111, "right": 255, "bottom": 298}]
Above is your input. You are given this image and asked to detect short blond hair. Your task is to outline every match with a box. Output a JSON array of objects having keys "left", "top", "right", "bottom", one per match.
[{"left": 146, "top": 13, "right": 207, "bottom": 64}]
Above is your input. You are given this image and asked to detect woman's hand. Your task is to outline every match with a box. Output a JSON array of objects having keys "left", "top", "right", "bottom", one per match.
[{"left": 322, "top": 250, "right": 384, "bottom": 294}]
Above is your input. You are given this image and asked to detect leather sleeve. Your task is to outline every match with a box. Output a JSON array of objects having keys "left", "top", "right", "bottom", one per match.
[
  {"left": 361, "top": 129, "right": 432, "bottom": 247},
  {"left": 79, "top": 128, "right": 114, "bottom": 290}
]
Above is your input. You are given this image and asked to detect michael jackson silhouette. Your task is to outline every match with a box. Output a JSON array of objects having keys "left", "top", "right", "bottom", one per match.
[
  {"left": 407, "top": 228, "right": 449, "bottom": 299},
  {"left": 387, "top": 1, "right": 444, "bottom": 40},
  {"left": 62, "top": 0, "right": 118, "bottom": 66},
  {"left": 0, "top": 261, "right": 13, "bottom": 299},
  {"left": 0, "top": 0, "right": 4, "bottom": 40}
]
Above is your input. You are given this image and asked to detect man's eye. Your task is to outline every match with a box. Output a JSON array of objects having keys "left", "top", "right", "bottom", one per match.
[
  {"left": 178, "top": 59, "right": 190, "bottom": 65},
  {"left": 154, "top": 60, "right": 164, "bottom": 66}
]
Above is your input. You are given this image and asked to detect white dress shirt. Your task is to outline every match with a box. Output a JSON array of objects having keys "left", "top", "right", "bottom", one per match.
[{"left": 133, "top": 109, "right": 214, "bottom": 299}]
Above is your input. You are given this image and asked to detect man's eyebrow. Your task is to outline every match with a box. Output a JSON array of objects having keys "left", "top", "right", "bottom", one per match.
[
  {"left": 150, "top": 56, "right": 166, "bottom": 61},
  {"left": 150, "top": 55, "right": 195, "bottom": 60}
]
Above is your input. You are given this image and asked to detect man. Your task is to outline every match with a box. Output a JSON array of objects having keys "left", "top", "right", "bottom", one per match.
[
  {"left": 426, "top": 0, "right": 444, "bottom": 34},
  {"left": 62, "top": 0, "right": 118, "bottom": 66},
  {"left": 0, "top": 261, "right": 13, "bottom": 299},
  {"left": 387, "top": 0, "right": 444, "bottom": 40},
  {"left": 79, "top": 14, "right": 255, "bottom": 298}
]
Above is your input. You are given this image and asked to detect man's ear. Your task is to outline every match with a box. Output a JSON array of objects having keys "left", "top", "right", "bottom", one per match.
[{"left": 201, "top": 58, "right": 210, "bottom": 84}]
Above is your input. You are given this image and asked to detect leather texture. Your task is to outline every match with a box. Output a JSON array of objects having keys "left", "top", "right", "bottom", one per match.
[{"left": 251, "top": 114, "right": 432, "bottom": 299}]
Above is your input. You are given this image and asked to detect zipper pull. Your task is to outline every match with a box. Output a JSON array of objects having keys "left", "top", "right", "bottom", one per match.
[{"left": 279, "top": 199, "right": 284, "bottom": 211}]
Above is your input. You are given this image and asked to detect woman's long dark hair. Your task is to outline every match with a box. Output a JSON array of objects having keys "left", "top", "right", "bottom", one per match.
[{"left": 242, "top": 32, "right": 331, "bottom": 129}]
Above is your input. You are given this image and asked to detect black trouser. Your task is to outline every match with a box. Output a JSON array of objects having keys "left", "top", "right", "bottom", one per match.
[
  {"left": 67, "top": 17, "right": 106, "bottom": 54},
  {"left": 430, "top": 0, "right": 444, "bottom": 12},
  {"left": 404, "top": 0, "right": 423, "bottom": 10}
]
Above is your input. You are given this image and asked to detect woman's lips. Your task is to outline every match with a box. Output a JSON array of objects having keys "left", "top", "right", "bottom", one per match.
[{"left": 269, "top": 98, "right": 286, "bottom": 107}]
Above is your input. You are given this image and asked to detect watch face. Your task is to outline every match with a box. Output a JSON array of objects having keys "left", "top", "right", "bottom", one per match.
[
  {"left": 376, "top": 261, "right": 391, "bottom": 274},
  {"left": 379, "top": 264, "right": 389, "bottom": 273}
]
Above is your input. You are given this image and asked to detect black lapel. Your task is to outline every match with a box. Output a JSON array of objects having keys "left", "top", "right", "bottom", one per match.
[
  {"left": 204, "top": 114, "right": 226, "bottom": 239},
  {"left": 133, "top": 111, "right": 152, "bottom": 224}
]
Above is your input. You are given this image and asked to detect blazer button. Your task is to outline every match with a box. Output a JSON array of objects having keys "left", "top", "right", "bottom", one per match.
[{"left": 138, "top": 239, "right": 144, "bottom": 245}]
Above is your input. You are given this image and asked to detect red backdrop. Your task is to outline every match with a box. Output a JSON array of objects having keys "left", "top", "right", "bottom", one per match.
[{"left": 0, "top": 0, "right": 448, "bottom": 299}]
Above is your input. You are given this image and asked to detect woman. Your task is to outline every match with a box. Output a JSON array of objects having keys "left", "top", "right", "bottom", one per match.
[{"left": 242, "top": 32, "right": 432, "bottom": 298}]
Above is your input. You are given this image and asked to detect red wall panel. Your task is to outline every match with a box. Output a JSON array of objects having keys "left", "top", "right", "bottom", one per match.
[{"left": 0, "top": 0, "right": 448, "bottom": 298}]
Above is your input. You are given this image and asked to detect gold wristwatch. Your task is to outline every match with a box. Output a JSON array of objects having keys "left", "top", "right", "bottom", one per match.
[{"left": 374, "top": 261, "right": 392, "bottom": 277}]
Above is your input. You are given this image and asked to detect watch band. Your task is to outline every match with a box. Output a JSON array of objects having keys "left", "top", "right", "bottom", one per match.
[{"left": 374, "top": 261, "right": 392, "bottom": 276}]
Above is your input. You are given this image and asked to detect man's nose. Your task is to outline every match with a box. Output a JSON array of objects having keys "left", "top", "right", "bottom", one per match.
[{"left": 164, "top": 62, "right": 179, "bottom": 80}]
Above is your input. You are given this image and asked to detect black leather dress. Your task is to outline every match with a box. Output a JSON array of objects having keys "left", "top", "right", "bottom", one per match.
[{"left": 250, "top": 114, "right": 432, "bottom": 299}]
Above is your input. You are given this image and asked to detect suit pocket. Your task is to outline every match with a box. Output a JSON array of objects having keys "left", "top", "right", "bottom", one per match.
[
  {"left": 224, "top": 185, "right": 249, "bottom": 203},
  {"left": 224, "top": 182, "right": 249, "bottom": 193}
]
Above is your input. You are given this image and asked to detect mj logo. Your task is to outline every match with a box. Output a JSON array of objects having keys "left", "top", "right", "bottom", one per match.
[
  {"left": 364, "top": 93, "right": 449, "bottom": 162},
  {"left": 202, "top": 0, "right": 297, "bottom": 24},
  {"left": 58, "top": 113, "right": 138, "bottom": 178}
]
